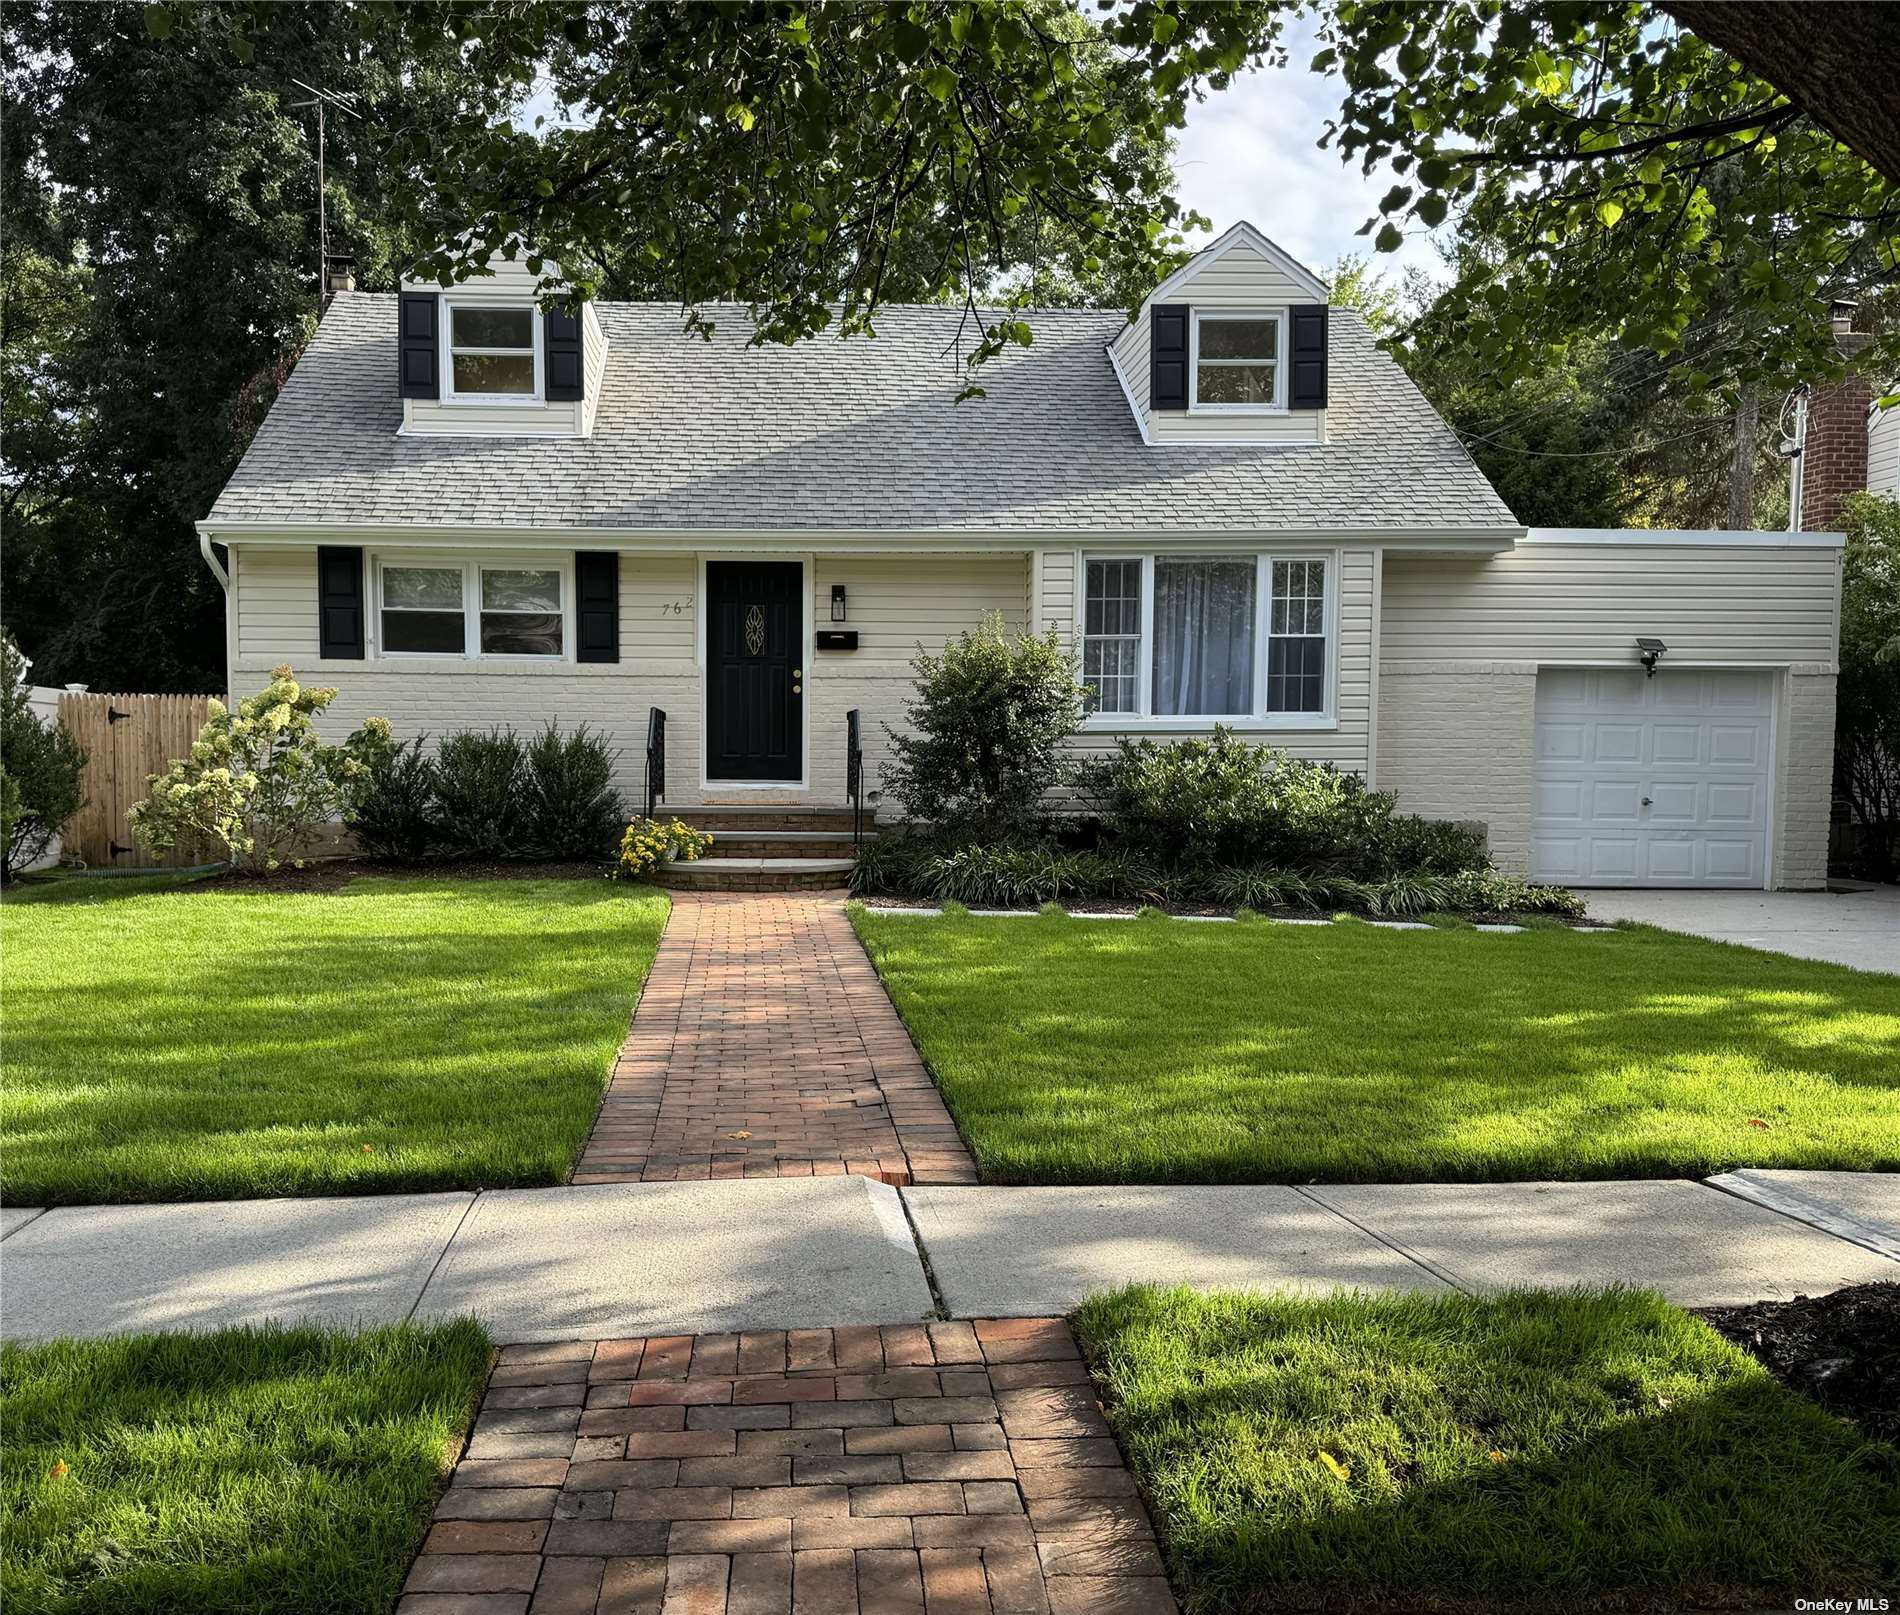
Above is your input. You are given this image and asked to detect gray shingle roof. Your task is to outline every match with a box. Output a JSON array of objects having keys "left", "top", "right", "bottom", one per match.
[{"left": 206, "top": 294, "right": 1517, "bottom": 534}]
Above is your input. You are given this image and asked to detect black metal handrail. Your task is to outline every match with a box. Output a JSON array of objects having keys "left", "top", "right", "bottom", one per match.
[
  {"left": 846, "top": 707, "right": 864, "bottom": 849},
  {"left": 643, "top": 706, "right": 666, "bottom": 820}
]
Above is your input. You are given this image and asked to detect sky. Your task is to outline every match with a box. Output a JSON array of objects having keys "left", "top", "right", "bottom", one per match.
[{"left": 1171, "top": 15, "right": 1447, "bottom": 285}]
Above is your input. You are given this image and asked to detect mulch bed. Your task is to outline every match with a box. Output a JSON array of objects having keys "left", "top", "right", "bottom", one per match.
[{"left": 1697, "top": 1283, "right": 1900, "bottom": 1443}]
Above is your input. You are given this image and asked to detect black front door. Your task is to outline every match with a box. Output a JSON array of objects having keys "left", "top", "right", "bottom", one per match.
[{"left": 706, "top": 561, "right": 803, "bottom": 781}]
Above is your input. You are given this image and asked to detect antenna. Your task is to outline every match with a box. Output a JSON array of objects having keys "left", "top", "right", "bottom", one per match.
[{"left": 287, "top": 78, "right": 363, "bottom": 315}]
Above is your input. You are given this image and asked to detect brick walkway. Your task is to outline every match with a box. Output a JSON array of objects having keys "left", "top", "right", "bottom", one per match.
[
  {"left": 572, "top": 895, "right": 977, "bottom": 1186},
  {"left": 400, "top": 1318, "right": 1175, "bottom": 1614}
]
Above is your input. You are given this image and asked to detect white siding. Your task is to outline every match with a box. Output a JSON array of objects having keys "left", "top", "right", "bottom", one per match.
[
  {"left": 235, "top": 546, "right": 321, "bottom": 662},
  {"left": 1870, "top": 405, "right": 1900, "bottom": 500},
  {"left": 1380, "top": 543, "right": 1842, "bottom": 665},
  {"left": 1108, "top": 237, "right": 1325, "bottom": 446},
  {"left": 1033, "top": 543, "right": 1375, "bottom": 776},
  {"left": 1377, "top": 540, "right": 1843, "bottom": 888},
  {"left": 229, "top": 545, "right": 1027, "bottom": 811}
]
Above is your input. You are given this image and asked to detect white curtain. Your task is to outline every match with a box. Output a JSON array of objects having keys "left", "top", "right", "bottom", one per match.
[{"left": 1153, "top": 559, "right": 1256, "bottom": 715}]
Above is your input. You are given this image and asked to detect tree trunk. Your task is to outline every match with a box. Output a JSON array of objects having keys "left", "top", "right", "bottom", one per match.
[
  {"left": 1661, "top": 2, "right": 1900, "bottom": 184},
  {"left": 1727, "top": 384, "right": 1761, "bottom": 530}
]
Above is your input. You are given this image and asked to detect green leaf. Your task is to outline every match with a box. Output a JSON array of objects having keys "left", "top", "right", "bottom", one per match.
[
  {"left": 1152, "top": 12, "right": 1179, "bottom": 45},
  {"left": 142, "top": 4, "right": 171, "bottom": 39},
  {"left": 726, "top": 102, "right": 757, "bottom": 131},
  {"left": 1595, "top": 198, "right": 1624, "bottom": 228},
  {"left": 1375, "top": 223, "right": 1404, "bottom": 253},
  {"left": 1416, "top": 192, "right": 1448, "bottom": 227}
]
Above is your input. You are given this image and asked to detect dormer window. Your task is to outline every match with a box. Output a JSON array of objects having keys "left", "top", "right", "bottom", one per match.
[
  {"left": 1191, "top": 311, "right": 1285, "bottom": 411},
  {"left": 445, "top": 304, "right": 541, "bottom": 402}
]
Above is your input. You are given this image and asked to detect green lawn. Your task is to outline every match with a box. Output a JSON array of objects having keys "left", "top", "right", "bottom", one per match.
[
  {"left": 851, "top": 909, "right": 1900, "bottom": 1182},
  {"left": 1074, "top": 1285, "right": 1900, "bottom": 1614},
  {"left": 0, "top": 1321, "right": 489, "bottom": 1615},
  {"left": 1, "top": 874, "right": 668, "bottom": 1203}
]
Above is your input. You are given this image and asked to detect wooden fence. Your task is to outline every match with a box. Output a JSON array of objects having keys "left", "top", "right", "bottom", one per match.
[{"left": 57, "top": 692, "right": 213, "bottom": 869}]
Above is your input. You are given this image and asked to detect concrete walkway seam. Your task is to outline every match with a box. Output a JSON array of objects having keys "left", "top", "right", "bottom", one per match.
[
  {"left": 1703, "top": 1171, "right": 1900, "bottom": 1263},
  {"left": 1291, "top": 1185, "right": 1468, "bottom": 1293},
  {"left": 403, "top": 1191, "right": 483, "bottom": 1324}
]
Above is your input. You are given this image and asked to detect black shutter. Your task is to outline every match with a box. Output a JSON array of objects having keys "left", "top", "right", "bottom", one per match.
[
  {"left": 575, "top": 551, "right": 618, "bottom": 663},
  {"left": 397, "top": 292, "right": 439, "bottom": 399},
  {"left": 545, "top": 303, "right": 584, "bottom": 402},
  {"left": 1149, "top": 303, "right": 1189, "bottom": 411},
  {"left": 317, "top": 546, "right": 365, "bottom": 659},
  {"left": 1288, "top": 305, "right": 1329, "bottom": 410}
]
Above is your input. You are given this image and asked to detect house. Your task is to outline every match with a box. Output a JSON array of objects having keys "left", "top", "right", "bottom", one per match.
[
  {"left": 199, "top": 222, "right": 1843, "bottom": 891},
  {"left": 1795, "top": 301, "right": 1897, "bottom": 528}
]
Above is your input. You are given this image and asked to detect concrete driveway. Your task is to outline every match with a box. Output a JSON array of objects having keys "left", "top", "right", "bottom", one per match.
[{"left": 1586, "top": 886, "right": 1899, "bottom": 973}]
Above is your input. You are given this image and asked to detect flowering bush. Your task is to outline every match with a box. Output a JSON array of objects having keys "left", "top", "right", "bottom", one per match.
[
  {"left": 128, "top": 666, "right": 390, "bottom": 872},
  {"left": 614, "top": 816, "right": 714, "bottom": 880}
]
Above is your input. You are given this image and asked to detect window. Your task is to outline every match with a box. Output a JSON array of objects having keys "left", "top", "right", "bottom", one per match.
[
  {"left": 377, "top": 559, "right": 567, "bottom": 659},
  {"left": 1152, "top": 558, "right": 1255, "bottom": 716},
  {"left": 1267, "top": 559, "right": 1326, "bottom": 714},
  {"left": 446, "top": 305, "right": 538, "bottom": 400},
  {"left": 380, "top": 565, "right": 466, "bottom": 654},
  {"left": 1192, "top": 312, "right": 1283, "bottom": 410},
  {"left": 1082, "top": 559, "right": 1142, "bottom": 714},
  {"left": 1080, "top": 553, "right": 1330, "bottom": 723},
  {"left": 479, "top": 568, "right": 563, "bottom": 656}
]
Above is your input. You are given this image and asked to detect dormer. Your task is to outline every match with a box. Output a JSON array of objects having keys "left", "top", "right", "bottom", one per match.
[
  {"left": 1107, "top": 221, "right": 1330, "bottom": 447},
  {"left": 395, "top": 252, "right": 606, "bottom": 439}
]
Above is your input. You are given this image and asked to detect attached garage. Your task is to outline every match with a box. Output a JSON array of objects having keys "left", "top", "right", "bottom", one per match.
[{"left": 1531, "top": 668, "right": 1774, "bottom": 888}]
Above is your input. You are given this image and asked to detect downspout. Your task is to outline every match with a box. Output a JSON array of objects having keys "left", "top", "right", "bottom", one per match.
[{"left": 198, "top": 530, "right": 229, "bottom": 589}]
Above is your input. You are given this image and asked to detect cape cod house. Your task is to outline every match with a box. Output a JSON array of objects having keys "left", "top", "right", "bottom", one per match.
[{"left": 199, "top": 222, "right": 1844, "bottom": 890}]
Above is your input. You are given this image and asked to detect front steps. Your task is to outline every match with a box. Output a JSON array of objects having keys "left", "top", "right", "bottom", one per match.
[{"left": 654, "top": 806, "right": 864, "bottom": 892}]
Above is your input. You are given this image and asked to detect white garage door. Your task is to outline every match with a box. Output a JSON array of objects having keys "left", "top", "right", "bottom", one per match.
[{"left": 1532, "top": 669, "right": 1773, "bottom": 888}]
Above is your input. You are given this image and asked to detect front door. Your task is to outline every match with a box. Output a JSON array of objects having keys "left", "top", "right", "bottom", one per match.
[{"left": 706, "top": 561, "right": 803, "bottom": 781}]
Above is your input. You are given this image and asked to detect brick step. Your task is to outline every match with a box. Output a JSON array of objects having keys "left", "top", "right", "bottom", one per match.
[
  {"left": 654, "top": 856, "right": 855, "bottom": 893},
  {"left": 667, "top": 806, "right": 860, "bottom": 834}
]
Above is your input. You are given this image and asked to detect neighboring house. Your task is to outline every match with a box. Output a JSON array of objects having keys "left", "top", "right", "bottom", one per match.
[
  {"left": 199, "top": 222, "right": 1844, "bottom": 890},
  {"left": 1796, "top": 301, "right": 1896, "bottom": 526}
]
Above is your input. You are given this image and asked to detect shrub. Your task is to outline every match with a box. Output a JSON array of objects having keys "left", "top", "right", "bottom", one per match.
[
  {"left": 0, "top": 633, "right": 86, "bottom": 880},
  {"left": 431, "top": 729, "right": 528, "bottom": 858},
  {"left": 881, "top": 613, "right": 1086, "bottom": 837},
  {"left": 1080, "top": 728, "right": 1489, "bottom": 878},
  {"left": 353, "top": 734, "right": 440, "bottom": 862},
  {"left": 1835, "top": 493, "right": 1900, "bottom": 879},
  {"left": 615, "top": 816, "right": 714, "bottom": 880},
  {"left": 128, "top": 666, "right": 387, "bottom": 872},
  {"left": 521, "top": 722, "right": 624, "bottom": 860},
  {"left": 1443, "top": 869, "right": 1587, "bottom": 918},
  {"left": 851, "top": 832, "right": 1165, "bottom": 907}
]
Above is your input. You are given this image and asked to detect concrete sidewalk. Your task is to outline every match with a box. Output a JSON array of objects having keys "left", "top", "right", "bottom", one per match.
[{"left": 3, "top": 1173, "right": 1893, "bottom": 1342}]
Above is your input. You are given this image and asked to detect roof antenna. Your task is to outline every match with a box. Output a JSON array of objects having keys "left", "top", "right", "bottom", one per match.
[{"left": 288, "top": 78, "right": 363, "bottom": 316}]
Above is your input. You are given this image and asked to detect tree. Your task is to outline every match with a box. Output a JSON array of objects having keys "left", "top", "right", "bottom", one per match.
[
  {"left": 0, "top": 632, "right": 86, "bottom": 881},
  {"left": 1316, "top": 2, "right": 1897, "bottom": 403},
  {"left": 268, "top": 1, "right": 1276, "bottom": 388},
  {"left": 0, "top": 2, "right": 514, "bottom": 691}
]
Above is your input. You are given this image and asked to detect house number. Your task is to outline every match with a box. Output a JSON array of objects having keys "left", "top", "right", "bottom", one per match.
[{"left": 657, "top": 600, "right": 689, "bottom": 615}]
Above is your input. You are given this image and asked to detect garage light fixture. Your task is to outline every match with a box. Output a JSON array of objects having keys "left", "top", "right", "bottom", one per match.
[
  {"left": 830, "top": 584, "right": 848, "bottom": 623},
  {"left": 1636, "top": 637, "right": 1667, "bottom": 677}
]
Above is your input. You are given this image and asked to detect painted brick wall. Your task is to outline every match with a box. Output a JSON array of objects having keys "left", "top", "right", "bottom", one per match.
[
  {"left": 1375, "top": 664, "right": 1538, "bottom": 873},
  {"left": 1774, "top": 670, "right": 1837, "bottom": 889}
]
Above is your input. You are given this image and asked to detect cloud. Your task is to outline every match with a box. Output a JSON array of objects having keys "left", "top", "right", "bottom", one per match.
[{"left": 1172, "top": 16, "right": 1447, "bottom": 288}]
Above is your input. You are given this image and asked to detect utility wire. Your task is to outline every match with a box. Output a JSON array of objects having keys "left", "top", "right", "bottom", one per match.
[{"left": 1453, "top": 416, "right": 1734, "bottom": 458}]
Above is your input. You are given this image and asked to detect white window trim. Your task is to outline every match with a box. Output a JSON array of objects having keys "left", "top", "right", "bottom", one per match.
[
  {"left": 371, "top": 552, "right": 575, "bottom": 663},
  {"left": 440, "top": 301, "right": 544, "bottom": 406},
  {"left": 1189, "top": 309, "right": 1288, "bottom": 415},
  {"left": 1078, "top": 551, "right": 1338, "bottom": 730}
]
